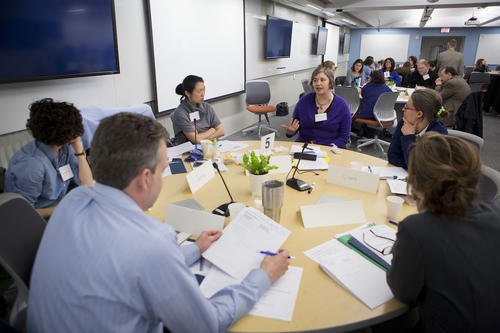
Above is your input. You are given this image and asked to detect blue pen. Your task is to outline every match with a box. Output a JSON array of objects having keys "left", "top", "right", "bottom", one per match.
[
  {"left": 389, "top": 220, "right": 399, "bottom": 226},
  {"left": 305, "top": 147, "right": 314, "bottom": 151},
  {"left": 199, "top": 258, "right": 204, "bottom": 272},
  {"left": 368, "top": 166, "right": 373, "bottom": 173},
  {"left": 259, "top": 251, "right": 296, "bottom": 259}
]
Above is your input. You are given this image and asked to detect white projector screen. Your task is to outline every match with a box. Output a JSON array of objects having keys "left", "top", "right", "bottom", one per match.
[
  {"left": 324, "top": 23, "right": 340, "bottom": 65},
  {"left": 476, "top": 34, "right": 500, "bottom": 65},
  {"left": 360, "top": 34, "right": 410, "bottom": 63},
  {"left": 148, "top": 0, "right": 245, "bottom": 112}
]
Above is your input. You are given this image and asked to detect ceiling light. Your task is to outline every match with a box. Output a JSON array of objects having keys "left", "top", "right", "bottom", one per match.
[
  {"left": 341, "top": 18, "right": 357, "bottom": 25},
  {"left": 322, "top": 10, "right": 335, "bottom": 16},
  {"left": 306, "top": 4, "right": 322, "bottom": 11}
]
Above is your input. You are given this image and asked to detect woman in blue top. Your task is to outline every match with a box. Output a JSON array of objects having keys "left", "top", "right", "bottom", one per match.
[
  {"left": 281, "top": 66, "right": 351, "bottom": 148},
  {"left": 379, "top": 57, "right": 401, "bottom": 87},
  {"left": 5, "top": 98, "right": 94, "bottom": 218},
  {"left": 358, "top": 70, "right": 392, "bottom": 120},
  {"left": 388, "top": 89, "right": 448, "bottom": 169}
]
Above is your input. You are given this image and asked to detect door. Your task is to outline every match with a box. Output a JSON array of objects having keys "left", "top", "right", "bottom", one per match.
[{"left": 419, "top": 36, "right": 465, "bottom": 61}]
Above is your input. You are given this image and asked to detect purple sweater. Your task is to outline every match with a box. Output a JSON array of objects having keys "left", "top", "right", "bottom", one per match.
[{"left": 291, "top": 92, "right": 352, "bottom": 147}]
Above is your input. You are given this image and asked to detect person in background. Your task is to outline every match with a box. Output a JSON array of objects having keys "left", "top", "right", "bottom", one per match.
[
  {"left": 363, "top": 56, "right": 375, "bottom": 82},
  {"left": 474, "top": 58, "right": 487, "bottom": 72},
  {"left": 388, "top": 89, "right": 448, "bottom": 169},
  {"left": 408, "top": 55, "right": 418, "bottom": 73},
  {"left": 436, "top": 38, "right": 464, "bottom": 76},
  {"left": 376, "top": 59, "right": 385, "bottom": 70},
  {"left": 387, "top": 132, "right": 500, "bottom": 332},
  {"left": 172, "top": 75, "right": 225, "bottom": 144},
  {"left": 358, "top": 70, "right": 392, "bottom": 120},
  {"left": 379, "top": 57, "right": 401, "bottom": 86},
  {"left": 408, "top": 59, "right": 438, "bottom": 89},
  {"left": 281, "top": 66, "right": 351, "bottom": 148},
  {"left": 27, "top": 113, "right": 291, "bottom": 332},
  {"left": 435, "top": 66, "right": 471, "bottom": 127},
  {"left": 395, "top": 61, "right": 413, "bottom": 87},
  {"left": 429, "top": 60, "right": 437, "bottom": 72},
  {"left": 4, "top": 98, "right": 93, "bottom": 219},
  {"left": 345, "top": 58, "right": 365, "bottom": 87},
  {"left": 321, "top": 60, "right": 336, "bottom": 75}
]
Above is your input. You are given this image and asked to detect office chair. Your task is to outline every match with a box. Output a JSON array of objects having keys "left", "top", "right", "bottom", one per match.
[
  {"left": 301, "top": 79, "right": 313, "bottom": 94},
  {"left": 242, "top": 80, "right": 277, "bottom": 138},
  {"left": 479, "top": 165, "right": 500, "bottom": 202},
  {"left": 334, "top": 76, "right": 346, "bottom": 86},
  {"left": 469, "top": 72, "right": 490, "bottom": 93},
  {"left": 447, "top": 129, "right": 484, "bottom": 151},
  {"left": 334, "top": 86, "right": 360, "bottom": 117},
  {"left": 0, "top": 193, "right": 47, "bottom": 331},
  {"left": 355, "top": 92, "right": 399, "bottom": 154}
]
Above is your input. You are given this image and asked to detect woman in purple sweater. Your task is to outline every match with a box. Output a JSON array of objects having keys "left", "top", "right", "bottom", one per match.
[{"left": 281, "top": 67, "right": 351, "bottom": 147}]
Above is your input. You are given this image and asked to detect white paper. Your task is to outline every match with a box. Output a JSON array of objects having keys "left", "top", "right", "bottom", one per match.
[
  {"left": 165, "top": 204, "right": 224, "bottom": 236},
  {"left": 202, "top": 207, "right": 291, "bottom": 280},
  {"left": 334, "top": 222, "right": 376, "bottom": 239},
  {"left": 320, "top": 251, "right": 394, "bottom": 309},
  {"left": 200, "top": 265, "right": 303, "bottom": 322},
  {"left": 168, "top": 142, "right": 194, "bottom": 158},
  {"left": 350, "top": 225, "right": 396, "bottom": 266},
  {"left": 315, "top": 194, "right": 349, "bottom": 205},
  {"left": 176, "top": 231, "right": 191, "bottom": 244},
  {"left": 362, "top": 166, "right": 408, "bottom": 180},
  {"left": 327, "top": 165, "right": 380, "bottom": 194},
  {"left": 294, "top": 158, "right": 329, "bottom": 170},
  {"left": 261, "top": 132, "right": 275, "bottom": 155},
  {"left": 289, "top": 145, "right": 327, "bottom": 158},
  {"left": 268, "top": 155, "right": 292, "bottom": 174},
  {"left": 162, "top": 166, "right": 172, "bottom": 178},
  {"left": 186, "top": 161, "right": 215, "bottom": 193},
  {"left": 300, "top": 200, "right": 366, "bottom": 228},
  {"left": 190, "top": 159, "right": 228, "bottom": 173},
  {"left": 386, "top": 179, "right": 409, "bottom": 195},
  {"left": 304, "top": 238, "right": 351, "bottom": 264},
  {"left": 218, "top": 140, "right": 249, "bottom": 153}
]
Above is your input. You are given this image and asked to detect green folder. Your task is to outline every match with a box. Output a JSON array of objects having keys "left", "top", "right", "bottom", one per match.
[{"left": 336, "top": 223, "right": 387, "bottom": 272}]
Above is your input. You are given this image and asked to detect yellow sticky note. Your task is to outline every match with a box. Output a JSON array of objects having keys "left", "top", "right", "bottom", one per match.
[{"left": 323, "top": 156, "right": 330, "bottom": 164}]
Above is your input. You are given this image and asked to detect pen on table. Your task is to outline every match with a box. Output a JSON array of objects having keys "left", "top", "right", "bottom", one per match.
[
  {"left": 308, "top": 182, "right": 315, "bottom": 194},
  {"left": 258, "top": 251, "right": 296, "bottom": 259},
  {"left": 388, "top": 220, "right": 399, "bottom": 226},
  {"left": 367, "top": 166, "right": 372, "bottom": 173},
  {"left": 305, "top": 147, "right": 314, "bottom": 151}
]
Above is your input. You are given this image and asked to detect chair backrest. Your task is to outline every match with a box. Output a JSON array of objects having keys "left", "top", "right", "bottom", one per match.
[
  {"left": 373, "top": 92, "right": 399, "bottom": 125},
  {"left": 0, "top": 193, "right": 46, "bottom": 296},
  {"left": 469, "top": 72, "right": 490, "bottom": 84},
  {"left": 479, "top": 165, "right": 500, "bottom": 202},
  {"left": 301, "top": 79, "right": 313, "bottom": 94},
  {"left": 334, "top": 76, "right": 346, "bottom": 86},
  {"left": 246, "top": 80, "right": 271, "bottom": 105},
  {"left": 447, "top": 129, "right": 484, "bottom": 151},
  {"left": 334, "top": 86, "right": 360, "bottom": 117}
]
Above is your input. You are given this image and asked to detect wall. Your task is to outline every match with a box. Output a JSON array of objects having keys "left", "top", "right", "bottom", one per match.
[{"left": 347, "top": 27, "right": 500, "bottom": 67}]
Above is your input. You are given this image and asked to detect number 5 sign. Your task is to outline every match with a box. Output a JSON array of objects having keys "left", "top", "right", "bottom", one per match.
[{"left": 260, "top": 132, "right": 275, "bottom": 155}]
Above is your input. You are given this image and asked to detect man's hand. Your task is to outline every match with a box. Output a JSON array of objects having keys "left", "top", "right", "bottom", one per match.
[
  {"left": 435, "top": 77, "right": 443, "bottom": 86},
  {"left": 260, "top": 249, "right": 290, "bottom": 283},
  {"left": 401, "top": 118, "right": 417, "bottom": 136},
  {"left": 195, "top": 230, "right": 222, "bottom": 253}
]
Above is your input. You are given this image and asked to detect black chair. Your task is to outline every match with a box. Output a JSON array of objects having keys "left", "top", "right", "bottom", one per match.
[
  {"left": 463, "top": 66, "right": 474, "bottom": 81},
  {"left": 335, "top": 76, "right": 346, "bottom": 86},
  {"left": 0, "top": 193, "right": 47, "bottom": 331},
  {"left": 469, "top": 72, "right": 490, "bottom": 93}
]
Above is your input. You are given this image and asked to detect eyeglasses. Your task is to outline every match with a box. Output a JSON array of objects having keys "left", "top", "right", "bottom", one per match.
[
  {"left": 403, "top": 104, "right": 417, "bottom": 111},
  {"left": 362, "top": 229, "right": 395, "bottom": 255}
]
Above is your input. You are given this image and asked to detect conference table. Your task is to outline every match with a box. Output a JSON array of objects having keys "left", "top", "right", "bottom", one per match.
[{"left": 148, "top": 140, "right": 417, "bottom": 332}]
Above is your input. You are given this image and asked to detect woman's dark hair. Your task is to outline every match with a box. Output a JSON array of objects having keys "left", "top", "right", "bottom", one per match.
[
  {"left": 408, "top": 56, "right": 417, "bottom": 66},
  {"left": 410, "top": 88, "right": 448, "bottom": 121},
  {"left": 363, "top": 56, "right": 374, "bottom": 66},
  {"left": 396, "top": 61, "right": 412, "bottom": 77},
  {"left": 369, "top": 70, "right": 385, "bottom": 84},
  {"left": 175, "top": 75, "right": 204, "bottom": 100},
  {"left": 407, "top": 132, "right": 481, "bottom": 217},
  {"left": 474, "top": 58, "right": 485, "bottom": 70},
  {"left": 26, "top": 98, "right": 83, "bottom": 146},
  {"left": 384, "top": 57, "right": 395, "bottom": 72},
  {"left": 351, "top": 59, "right": 363, "bottom": 73}
]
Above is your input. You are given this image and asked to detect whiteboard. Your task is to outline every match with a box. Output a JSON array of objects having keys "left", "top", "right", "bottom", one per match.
[
  {"left": 148, "top": 0, "right": 245, "bottom": 112},
  {"left": 324, "top": 23, "right": 340, "bottom": 65},
  {"left": 476, "top": 34, "right": 500, "bottom": 64},
  {"left": 360, "top": 34, "right": 410, "bottom": 63}
]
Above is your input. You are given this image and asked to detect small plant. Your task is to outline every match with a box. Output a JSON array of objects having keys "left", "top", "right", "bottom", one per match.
[
  {"left": 242, "top": 151, "right": 278, "bottom": 175},
  {"left": 386, "top": 81, "right": 395, "bottom": 87}
]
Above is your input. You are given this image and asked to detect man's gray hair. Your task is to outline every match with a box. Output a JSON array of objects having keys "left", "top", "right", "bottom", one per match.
[{"left": 418, "top": 59, "right": 429, "bottom": 66}]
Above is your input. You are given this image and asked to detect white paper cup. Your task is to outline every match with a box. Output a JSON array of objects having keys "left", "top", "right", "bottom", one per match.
[
  {"left": 228, "top": 203, "right": 246, "bottom": 219},
  {"left": 387, "top": 195, "right": 405, "bottom": 220},
  {"left": 350, "top": 161, "right": 364, "bottom": 171}
]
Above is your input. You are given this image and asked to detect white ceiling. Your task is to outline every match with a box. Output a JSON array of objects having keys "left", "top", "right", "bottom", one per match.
[{"left": 277, "top": 0, "right": 500, "bottom": 28}]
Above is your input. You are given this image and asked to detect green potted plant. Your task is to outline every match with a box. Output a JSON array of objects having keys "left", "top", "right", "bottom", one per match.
[{"left": 242, "top": 151, "right": 278, "bottom": 194}]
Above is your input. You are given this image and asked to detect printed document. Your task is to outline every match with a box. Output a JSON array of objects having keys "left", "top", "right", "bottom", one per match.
[{"left": 168, "top": 142, "right": 194, "bottom": 158}]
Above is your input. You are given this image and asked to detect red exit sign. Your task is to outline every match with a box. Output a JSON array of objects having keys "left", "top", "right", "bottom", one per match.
[{"left": 441, "top": 27, "right": 450, "bottom": 33}]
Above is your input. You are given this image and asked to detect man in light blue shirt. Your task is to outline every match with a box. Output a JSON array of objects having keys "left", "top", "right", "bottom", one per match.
[{"left": 27, "top": 113, "right": 289, "bottom": 332}]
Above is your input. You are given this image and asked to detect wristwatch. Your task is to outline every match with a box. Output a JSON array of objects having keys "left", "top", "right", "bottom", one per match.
[{"left": 75, "top": 151, "right": 86, "bottom": 157}]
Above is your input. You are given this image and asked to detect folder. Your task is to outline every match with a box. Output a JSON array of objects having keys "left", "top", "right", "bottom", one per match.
[
  {"left": 347, "top": 237, "right": 391, "bottom": 270},
  {"left": 336, "top": 233, "right": 387, "bottom": 272}
]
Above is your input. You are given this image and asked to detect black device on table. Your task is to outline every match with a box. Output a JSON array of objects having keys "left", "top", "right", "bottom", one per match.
[{"left": 286, "top": 142, "right": 312, "bottom": 191}]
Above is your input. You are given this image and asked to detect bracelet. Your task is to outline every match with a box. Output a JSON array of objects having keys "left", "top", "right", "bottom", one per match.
[{"left": 75, "top": 151, "right": 85, "bottom": 157}]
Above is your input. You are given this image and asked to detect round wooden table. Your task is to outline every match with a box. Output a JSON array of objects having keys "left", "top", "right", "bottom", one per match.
[{"left": 148, "top": 141, "right": 416, "bottom": 332}]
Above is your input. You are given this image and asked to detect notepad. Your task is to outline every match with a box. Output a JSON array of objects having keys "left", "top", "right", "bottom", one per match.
[
  {"left": 300, "top": 200, "right": 366, "bottom": 228},
  {"left": 386, "top": 179, "right": 409, "bottom": 195}
]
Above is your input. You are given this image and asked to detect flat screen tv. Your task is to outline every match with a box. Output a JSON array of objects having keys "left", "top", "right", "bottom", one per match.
[
  {"left": 265, "top": 16, "right": 293, "bottom": 59},
  {"left": 0, "top": 0, "right": 120, "bottom": 84},
  {"left": 314, "top": 26, "right": 328, "bottom": 55}
]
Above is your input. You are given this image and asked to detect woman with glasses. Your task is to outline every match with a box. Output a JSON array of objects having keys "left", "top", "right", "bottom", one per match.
[
  {"left": 387, "top": 132, "right": 500, "bottom": 332},
  {"left": 387, "top": 89, "right": 448, "bottom": 169}
]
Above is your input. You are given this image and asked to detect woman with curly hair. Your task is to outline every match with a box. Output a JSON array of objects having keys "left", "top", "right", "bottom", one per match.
[{"left": 5, "top": 98, "right": 93, "bottom": 218}]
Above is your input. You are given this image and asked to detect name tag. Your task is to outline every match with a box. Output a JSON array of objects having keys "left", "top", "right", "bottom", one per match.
[
  {"left": 315, "top": 113, "right": 327, "bottom": 122},
  {"left": 384, "top": 71, "right": 390, "bottom": 78},
  {"left": 422, "top": 74, "right": 430, "bottom": 80},
  {"left": 189, "top": 111, "right": 200, "bottom": 122},
  {"left": 58, "top": 164, "right": 74, "bottom": 182}
]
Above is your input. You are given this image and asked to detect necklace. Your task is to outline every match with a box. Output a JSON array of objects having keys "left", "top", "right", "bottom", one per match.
[{"left": 315, "top": 92, "right": 333, "bottom": 109}]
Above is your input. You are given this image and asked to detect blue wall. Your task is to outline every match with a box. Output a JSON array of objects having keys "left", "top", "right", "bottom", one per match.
[{"left": 348, "top": 27, "right": 500, "bottom": 67}]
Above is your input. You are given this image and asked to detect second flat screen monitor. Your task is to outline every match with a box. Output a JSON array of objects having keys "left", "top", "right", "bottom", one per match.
[{"left": 265, "top": 16, "right": 293, "bottom": 59}]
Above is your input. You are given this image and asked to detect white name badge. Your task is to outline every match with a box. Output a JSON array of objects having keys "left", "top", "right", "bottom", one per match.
[
  {"left": 58, "top": 164, "right": 74, "bottom": 182},
  {"left": 384, "top": 71, "right": 390, "bottom": 78},
  {"left": 422, "top": 74, "right": 430, "bottom": 80},
  {"left": 189, "top": 111, "right": 200, "bottom": 122},
  {"left": 315, "top": 113, "right": 327, "bottom": 122}
]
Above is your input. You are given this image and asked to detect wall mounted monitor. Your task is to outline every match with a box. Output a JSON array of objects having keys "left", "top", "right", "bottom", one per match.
[
  {"left": 314, "top": 26, "right": 328, "bottom": 55},
  {"left": 265, "top": 15, "right": 293, "bottom": 59}
]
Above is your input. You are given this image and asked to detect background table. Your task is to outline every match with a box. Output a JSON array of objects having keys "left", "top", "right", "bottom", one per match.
[{"left": 148, "top": 141, "right": 417, "bottom": 332}]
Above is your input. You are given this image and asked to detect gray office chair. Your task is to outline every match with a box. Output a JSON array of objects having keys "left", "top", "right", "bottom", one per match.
[
  {"left": 301, "top": 79, "right": 313, "bottom": 94},
  {"left": 447, "top": 129, "right": 484, "bottom": 151},
  {"left": 0, "top": 193, "right": 47, "bottom": 331},
  {"left": 355, "top": 92, "right": 399, "bottom": 154},
  {"left": 469, "top": 72, "right": 490, "bottom": 93},
  {"left": 479, "top": 165, "right": 500, "bottom": 202},
  {"left": 463, "top": 66, "right": 474, "bottom": 81},
  {"left": 242, "top": 80, "right": 278, "bottom": 138},
  {"left": 334, "top": 86, "right": 360, "bottom": 117}
]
